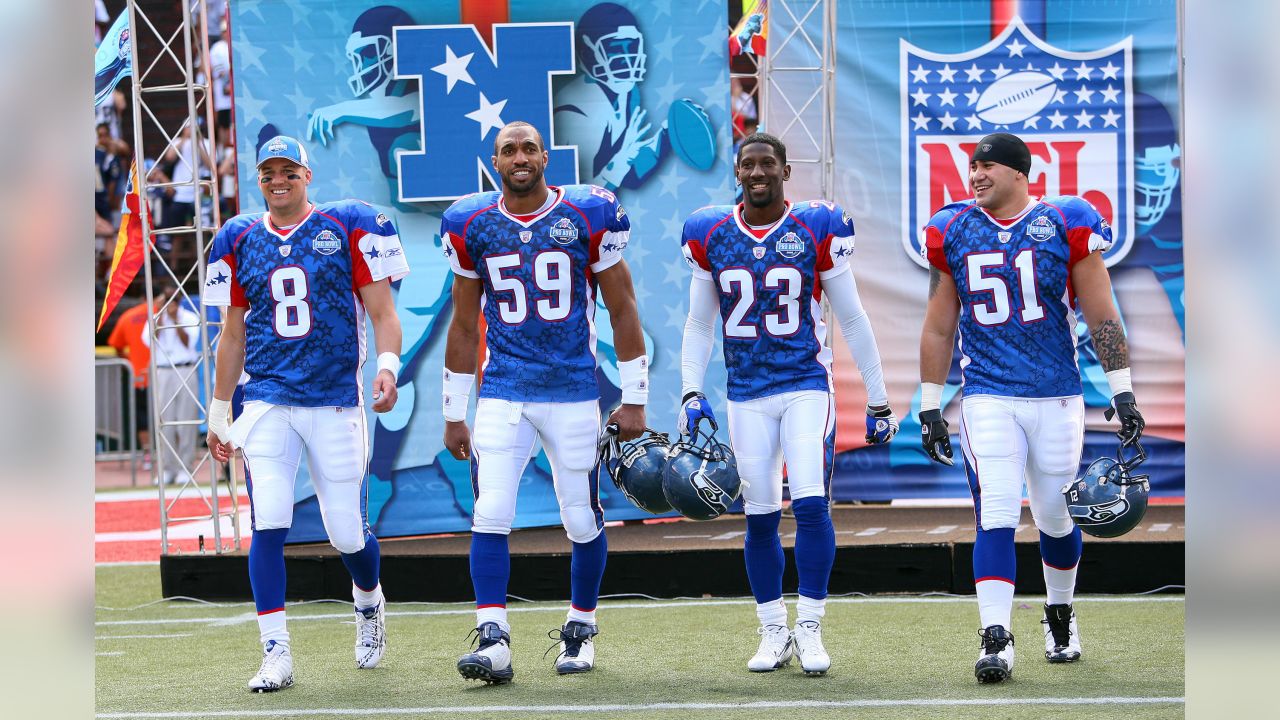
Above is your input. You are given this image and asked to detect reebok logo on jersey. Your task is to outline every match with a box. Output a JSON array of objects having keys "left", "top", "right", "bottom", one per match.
[
  {"left": 776, "top": 232, "right": 804, "bottom": 258},
  {"left": 549, "top": 218, "right": 578, "bottom": 245},
  {"left": 313, "top": 230, "right": 341, "bottom": 255},
  {"left": 376, "top": 213, "right": 390, "bottom": 227}
]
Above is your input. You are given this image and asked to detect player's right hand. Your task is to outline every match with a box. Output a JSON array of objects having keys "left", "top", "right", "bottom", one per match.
[
  {"left": 443, "top": 420, "right": 473, "bottom": 461},
  {"left": 306, "top": 107, "right": 338, "bottom": 146},
  {"left": 1104, "top": 391, "right": 1145, "bottom": 446},
  {"left": 918, "top": 409, "right": 954, "bottom": 466},
  {"left": 207, "top": 431, "right": 232, "bottom": 464},
  {"left": 678, "top": 391, "right": 717, "bottom": 436}
]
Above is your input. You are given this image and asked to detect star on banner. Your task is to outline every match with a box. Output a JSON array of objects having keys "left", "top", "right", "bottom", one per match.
[
  {"left": 937, "top": 64, "right": 957, "bottom": 83},
  {"left": 1100, "top": 85, "right": 1121, "bottom": 104},
  {"left": 936, "top": 88, "right": 957, "bottom": 107},
  {"left": 912, "top": 112, "right": 931, "bottom": 131},
  {"left": 964, "top": 88, "right": 980, "bottom": 107},
  {"left": 1074, "top": 61, "right": 1093, "bottom": 80},
  {"left": 1047, "top": 110, "right": 1067, "bottom": 129},
  {"left": 938, "top": 112, "right": 957, "bottom": 131},
  {"left": 910, "top": 88, "right": 931, "bottom": 106},
  {"left": 991, "top": 63, "right": 1012, "bottom": 80},
  {"left": 965, "top": 115, "right": 983, "bottom": 130},
  {"left": 1074, "top": 86, "right": 1096, "bottom": 104},
  {"left": 1100, "top": 109, "right": 1121, "bottom": 128},
  {"left": 1073, "top": 109, "right": 1095, "bottom": 128},
  {"left": 1046, "top": 62, "right": 1067, "bottom": 81},
  {"left": 964, "top": 64, "right": 984, "bottom": 82},
  {"left": 432, "top": 46, "right": 475, "bottom": 94},
  {"left": 910, "top": 64, "right": 931, "bottom": 83},
  {"left": 1005, "top": 38, "right": 1027, "bottom": 57},
  {"left": 1099, "top": 61, "right": 1121, "bottom": 80},
  {"left": 465, "top": 92, "right": 507, "bottom": 140}
]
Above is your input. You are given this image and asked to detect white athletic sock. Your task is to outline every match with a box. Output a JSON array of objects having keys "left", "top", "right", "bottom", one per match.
[
  {"left": 257, "top": 609, "right": 290, "bottom": 647},
  {"left": 756, "top": 598, "right": 788, "bottom": 628},
  {"left": 976, "top": 579, "right": 1015, "bottom": 630},
  {"left": 353, "top": 582, "right": 383, "bottom": 611},
  {"left": 1043, "top": 563, "right": 1078, "bottom": 606},
  {"left": 795, "top": 595, "right": 826, "bottom": 625},
  {"left": 566, "top": 606, "right": 597, "bottom": 625},
  {"left": 476, "top": 606, "right": 510, "bottom": 634}
]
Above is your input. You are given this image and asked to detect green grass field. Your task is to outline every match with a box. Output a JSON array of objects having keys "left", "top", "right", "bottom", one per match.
[{"left": 95, "top": 565, "right": 1183, "bottom": 719}]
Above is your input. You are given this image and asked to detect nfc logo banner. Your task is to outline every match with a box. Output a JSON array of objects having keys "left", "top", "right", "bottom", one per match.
[{"left": 394, "top": 23, "right": 580, "bottom": 201}]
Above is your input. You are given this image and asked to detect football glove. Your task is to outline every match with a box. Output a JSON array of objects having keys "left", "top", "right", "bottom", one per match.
[
  {"left": 1104, "top": 391, "right": 1145, "bottom": 446},
  {"left": 919, "top": 409, "right": 954, "bottom": 466},
  {"left": 678, "top": 391, "right": 718, "bottom": 436},
  {"left": 865, "top": 405, "right": 899, "bottom": 444}
]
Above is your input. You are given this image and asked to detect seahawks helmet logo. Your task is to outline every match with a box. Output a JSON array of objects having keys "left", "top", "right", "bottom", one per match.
[
  {"left": 691, "top": 470, "right": 729, "bottom": 513},
  {"left": 1070, "top": 496, "right": 1129, "bottom": 524}
]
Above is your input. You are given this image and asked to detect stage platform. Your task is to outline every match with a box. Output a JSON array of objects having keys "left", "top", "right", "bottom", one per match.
[{"left": 160, "top": 503, "right": 1184, "bottom": 601}]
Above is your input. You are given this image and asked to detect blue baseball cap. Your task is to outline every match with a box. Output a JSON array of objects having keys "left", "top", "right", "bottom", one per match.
[{"left": 256, "top": 135, "right": 310, "bottom": 170}]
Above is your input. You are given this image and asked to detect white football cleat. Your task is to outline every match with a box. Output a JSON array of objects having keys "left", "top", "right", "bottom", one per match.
[
  {"left": 1042, "top": 603, "right": 1082, "bottom": 663},
  {"left": 550, "top": 620, "right": 598, "bottom": 674},
  {"left": 792, "top": 620, "right": 831, "bottom": 675},
  {"left": 975, "top": 625, "right": 1015, "bottom": 683},
  {"left": 354, "top": 595, "right": 386, "bottom": 669},
  {"left": 248, "top": 640, "right": 294, "bottom": 693},
  {"left": 457, "top": 622, "right": 514, "bottom": 684},
  {"left": 748, "top": 623, "right": 794, "bottom": 672}
]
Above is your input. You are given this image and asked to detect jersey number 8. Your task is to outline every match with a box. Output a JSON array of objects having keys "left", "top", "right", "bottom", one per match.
[{"left": 269, "top": 266, "right": 312, "bottom": 338}]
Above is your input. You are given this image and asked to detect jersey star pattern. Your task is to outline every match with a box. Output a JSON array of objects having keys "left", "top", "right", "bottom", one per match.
[
  {"left": 205, "top": 200, "right": 409, "bottom": 408},
  {"left": 682, "top": 200, "right": 855, "bottom": 402},
  {"left": 923, "top": 195, "right": 1112, "bottom": 399},
  {"left": 441, "top": 184, "right": 629, "bottom": 403}
]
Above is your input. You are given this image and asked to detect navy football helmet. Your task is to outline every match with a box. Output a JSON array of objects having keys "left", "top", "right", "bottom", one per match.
[
  {"left": 346, "top": 6, "right": 413, "bottom": 97},
  {"left": 576, "top": 3, "right": 647, "bottom": 87},
  {"left": 662, "top": 424, "right": 741, "bottom": 521},
  {"left": 1062, "top": 441, "right": 1151, "bottom": 538},
  {"left": 600, "top": 426, "right": 673, "bottom": 514}
]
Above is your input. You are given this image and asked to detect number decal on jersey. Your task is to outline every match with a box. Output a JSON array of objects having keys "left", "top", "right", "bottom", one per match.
[
  {"left": 269, "top": 266, "right": 312, "bottom": 338},
  {"left": 486, "top": 250, "right": 573, "bottom": 324},
  {"left": 589, "top": 186, "right": 617, "bottom": 204},
  {"left": 965, "top": 250, "right": 1045, "bottom": 326},
  {"left": 720, "top": 266, "right": 804, "bottom": 339}
]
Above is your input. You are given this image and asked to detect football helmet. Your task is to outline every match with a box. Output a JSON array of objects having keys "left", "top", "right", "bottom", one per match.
[
  {"left": 576, "top": 3, "right": 646, "bottom": 87},
  {"left": 1062, "top": 441, "right": 1151, "bottom": 538},
  {"left": 346, "top": 6, "right": 412, "bottom": 98},
  {"left": 600, "top": 426, "right": 673, "bottom": 514},
  {"left": 662, "top": 423, "right": 741, "bottom": 521},
  {"left": 1133, "top": 93, "right": 1181, "bottom": 232}
]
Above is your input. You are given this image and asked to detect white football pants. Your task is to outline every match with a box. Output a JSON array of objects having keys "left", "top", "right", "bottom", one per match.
[
  {"left": 728, "top": 390, "right": 836, "bottom": 516},
  {"left": 957, "top": 394, "right": 1084, "bottom": 537},
  {"left": 470, "top": 398, "right": 603, "bottom": 543},
  {"left": 240, "top": 404, "right": 370, "bottom": 554}
]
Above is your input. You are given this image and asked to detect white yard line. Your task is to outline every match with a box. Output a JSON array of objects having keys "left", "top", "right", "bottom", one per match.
[
  {"left": 96, "top": 696, "right": 1185, "bottom": 718},
  {"left": 96, "top": 634, "right": 194, "bottom": 640}
]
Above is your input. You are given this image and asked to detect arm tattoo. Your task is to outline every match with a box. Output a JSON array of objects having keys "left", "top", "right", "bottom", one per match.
[
  {"left": 928, "top": 267, "right": 942, "bottom": 299},
  {"left": 1091, "top": 319, "right": 1130, "bottom": 372}
]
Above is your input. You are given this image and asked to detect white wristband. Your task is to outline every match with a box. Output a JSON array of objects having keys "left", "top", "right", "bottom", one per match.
[
  {"left": 618, "top": 355, "right": 649, "bottom": 405},
  {"left": 1105, "top": 368, "right": 1133, "bottom": 398},
  {"left": 920, "top": 382, "right": 944, "bottom": 412},
  {"left": 443, "top": 368, "right": 475, "bottom": 422},
  {"left": 376, "top": 352, "right": 401, "bottom": 381},
  {"left": 208, "top": 397, "right": 232, "bottom": 444}
]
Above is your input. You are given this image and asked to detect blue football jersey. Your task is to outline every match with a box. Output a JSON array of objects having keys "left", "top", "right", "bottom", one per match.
[
  {"left": 205, "top": 200, "right": 409, "bottom": 408},
  {"left": 441, "top": 185, "right": 629, "bottom": 403},
  {"left": 923, "top": 195, "right": 1112, "bottom": 399},
  {"left": 682, "top": 200, "right": 856, "bottom": 402}
]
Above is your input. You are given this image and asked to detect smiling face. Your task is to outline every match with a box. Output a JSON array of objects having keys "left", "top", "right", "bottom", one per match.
[
  {"left": 492, "top": 124, "right": 548, "bottom": 197},
  {"left": 736, "top": 141, "right": 790, "bottom": 211},
  {"left": 968, "top": 160, "right": 1024, "bottom": 215},
  {"left": 258, "top": 158, "right": 312, "bottom": 222}
]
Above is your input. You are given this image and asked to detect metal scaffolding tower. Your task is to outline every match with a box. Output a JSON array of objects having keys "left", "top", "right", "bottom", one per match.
[
  {"left": 125, "top": 0, "right": 240, "bottom": 555},
  {"left": 761, "top": 0, "right": 836, "bottom": 199}
]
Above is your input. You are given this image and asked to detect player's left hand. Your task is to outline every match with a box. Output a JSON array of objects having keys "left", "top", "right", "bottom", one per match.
[
  {"left": 608, "top": 403, "right": 645, "bottom": 442},
  {"left": 371, "top": 370, "right": 398, "bottom": 413},
  {"left": 1104, "top": 391, "right": 1145, "bottom": 446},
  {"left": 306, "top": 107, "right": 339, "bottom": 146},
  {"left": 206, "top": 431, "right": 233, "bottom": 464},
  {"left": 865, "top": 404, "right": 899, "bottom": 444}
]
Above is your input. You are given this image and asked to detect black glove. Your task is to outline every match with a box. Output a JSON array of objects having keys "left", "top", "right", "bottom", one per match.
[
  {"left": 918, "top": 409, "right": 954, "bottom": 466},
  {"left": 1104, "top": 391, "right": 1145, "bottom": 446}
]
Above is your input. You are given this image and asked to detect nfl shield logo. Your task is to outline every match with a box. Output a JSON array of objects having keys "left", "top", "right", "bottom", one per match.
[
  {"left": 519, "top": 230, "right": 532, "bottom": 244},
  {"left": 997, "top": 232, "right": 1011, "bottom": 244},
  {"left": 753, "top": 246, "right": 766, "bottom": 259},
  {"left": 901, "top": 18, "right": 1133, "bottom": 267},
  {"left": 279, "top": 245, "right": 292, "bottom": 257}
]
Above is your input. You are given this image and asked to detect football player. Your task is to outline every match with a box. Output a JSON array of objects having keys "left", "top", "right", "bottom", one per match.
[
  {"left": 678, "top": 132, "right": 898, "bottom": 675},
  {"left": 441, "top": 121, "right": 647, "bottom": 683},
  {"left": 917, "top": 133, "right": 1145, "bottom": 683},
  {"left": 204, "top": 136, "right": 407, "bottom": 692}
]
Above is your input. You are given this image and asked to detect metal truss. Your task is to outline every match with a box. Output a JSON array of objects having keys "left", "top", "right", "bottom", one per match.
[
  {"left": 761, "top": 0, "right": 835, "bottom": 199},
  {"left": 125, "top": 0, "right": 240, "bottom": 555}
]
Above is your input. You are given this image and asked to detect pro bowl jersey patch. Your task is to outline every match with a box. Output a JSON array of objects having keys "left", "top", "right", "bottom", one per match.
[{"left": 901, "top": 17, "right": 1134, "bottom": 268}]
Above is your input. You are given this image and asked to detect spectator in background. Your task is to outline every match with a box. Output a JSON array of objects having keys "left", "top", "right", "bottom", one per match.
[
  {"left": 108, "top": 298, "right": 154, "bottom": 469},
  {"left": 143, "top": 280, "right": 202, "bottom": 485},
  {"left": 159, "top": 120, "right": 214, "bottom": 261},
  {"left": 216, "top": 124, "right": 238, "bottom": 218},
  {"left": 731, "top": 77, "right": 758, "bottom": 140},
  {"left": 96, "top": 89, "right": 130, "bottom": 154},
  {"left": 97, "top": 123, "right": 125, "bottom": 215}
]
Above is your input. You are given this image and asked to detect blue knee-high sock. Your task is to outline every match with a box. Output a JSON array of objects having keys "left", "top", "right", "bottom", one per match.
[
  {"left": 340, "top": 531, "right": 381, "bottom": 592},
  {"left": 1039, "top": 526, "right": 1083, "bottom": 569},
  {"left": 570, "top": 531, "right": 608, "bottom": 612},
  {"left": 974, "top": 527, "right": 1017, "bottom": 583},
  {"left": 470, "top": 531, "right": 511, "bottom": 608},
  {"left": 249, "top": 527, "right": 289, "bottom": 614},
  {"left": 744, "top": 510, "right": 784, "bottom": 604},
  {"left": 792, "top": 496, "right": 835, "bottom": 600}
]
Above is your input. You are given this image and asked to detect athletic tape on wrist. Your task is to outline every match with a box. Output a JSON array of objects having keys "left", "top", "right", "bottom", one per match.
[
  {"left": 1105, "top": 368, "right": 1133, "bottom": 399},
  {"left": 618, "top": 355, "right": 649, "bottom": 405},
  {"left": 376, "top": 352, "right": 401, "bottom": 380},
  {"left": 208, "top": 397, "right": 232, "bottom": 443},
  {"left": 920, "top": 382, "right": 944, "bottom": 412},
  {"left": 443, "top": 368, "right": 475, "bottom": 422}
]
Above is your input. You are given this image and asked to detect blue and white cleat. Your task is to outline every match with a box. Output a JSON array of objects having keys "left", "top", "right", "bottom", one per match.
[
  {"left": 248, "top": 640, "right": 294, "bottom": 693},
  {"left": 458, "top": 622, "right": 514, "bottom": 685},
  {"left": 550, "top": 621, "right": 598, "bottom": 674},
  {"left": 975, "top": 625, "right": 1015, "bottom": 683}
]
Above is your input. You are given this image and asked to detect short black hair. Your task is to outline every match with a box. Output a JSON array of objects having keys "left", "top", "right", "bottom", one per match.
[
  {"left": 96, "top": 122, "right": 111, "bottom": 133},
  {"left": 736, "top": 132, "right": 787, "bottom": 166},
  {"left": 494, "top": 121, "right": 544, "bottom": 155}
]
